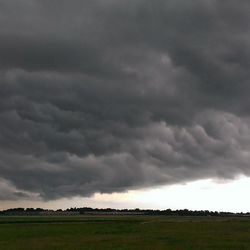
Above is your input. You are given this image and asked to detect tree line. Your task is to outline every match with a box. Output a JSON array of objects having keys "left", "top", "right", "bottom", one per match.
[{"left": 0, "top": 207, "right": 249, "bottom": 217}]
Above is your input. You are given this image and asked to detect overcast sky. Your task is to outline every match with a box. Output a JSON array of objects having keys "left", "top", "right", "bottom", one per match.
[{"left": 1, "top": 0, "right": 250, "bottom": 210}]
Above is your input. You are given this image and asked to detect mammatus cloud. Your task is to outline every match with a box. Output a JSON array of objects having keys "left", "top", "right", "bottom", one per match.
[{"left": 1, "top": 0, "right": 250, "bottom": 200}]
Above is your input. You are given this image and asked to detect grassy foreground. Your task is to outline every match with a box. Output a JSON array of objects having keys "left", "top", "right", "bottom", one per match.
[{"left": 0, "top": 216, "right": 250, "bottom": 249}]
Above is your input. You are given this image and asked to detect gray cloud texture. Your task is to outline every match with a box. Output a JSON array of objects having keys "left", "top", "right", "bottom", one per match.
[{"left": 1, "top": 0, "right": 250, "bottom": 200}]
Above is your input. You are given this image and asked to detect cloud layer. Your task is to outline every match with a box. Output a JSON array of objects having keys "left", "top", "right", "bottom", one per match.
[{"left": 1, "top": 0, "right": 250, "bottom": 200}]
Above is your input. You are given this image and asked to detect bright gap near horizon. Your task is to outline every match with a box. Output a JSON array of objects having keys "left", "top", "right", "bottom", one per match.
[{"left": 2, "top": 176, "right": 250, "bottom": 213}]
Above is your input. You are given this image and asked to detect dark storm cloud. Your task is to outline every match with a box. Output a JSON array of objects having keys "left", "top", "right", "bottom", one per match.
[{"left": 1, "top": 0, "right": 250, "bottom": 200}]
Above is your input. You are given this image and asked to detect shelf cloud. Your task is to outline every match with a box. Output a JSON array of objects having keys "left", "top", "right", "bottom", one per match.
[{"left": 1, "top": 0, "right": 250, "bottom": 200}]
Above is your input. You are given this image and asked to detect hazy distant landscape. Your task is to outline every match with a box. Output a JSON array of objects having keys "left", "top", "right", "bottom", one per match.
[{"left": 0, "top": 207, "right": 248, "bottom": 217}]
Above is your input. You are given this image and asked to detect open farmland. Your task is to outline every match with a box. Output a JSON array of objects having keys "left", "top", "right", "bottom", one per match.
[{"left": 0, "top": 216, "right": 250, "bottom": 249}]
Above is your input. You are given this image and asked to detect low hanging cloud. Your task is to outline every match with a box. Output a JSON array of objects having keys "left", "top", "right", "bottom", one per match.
[{"left": 1, "top": 0, "right": 250, "bottom": 200}]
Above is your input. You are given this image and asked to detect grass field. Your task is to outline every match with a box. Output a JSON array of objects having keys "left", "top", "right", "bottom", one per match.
[{"left": 0, "top": 215, "right": 250, "bottom": 249}]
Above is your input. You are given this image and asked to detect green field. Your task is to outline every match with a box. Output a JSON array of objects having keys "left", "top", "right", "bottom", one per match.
[{"left": 0, "top": 216, "right": 250, "bottom": 249}]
